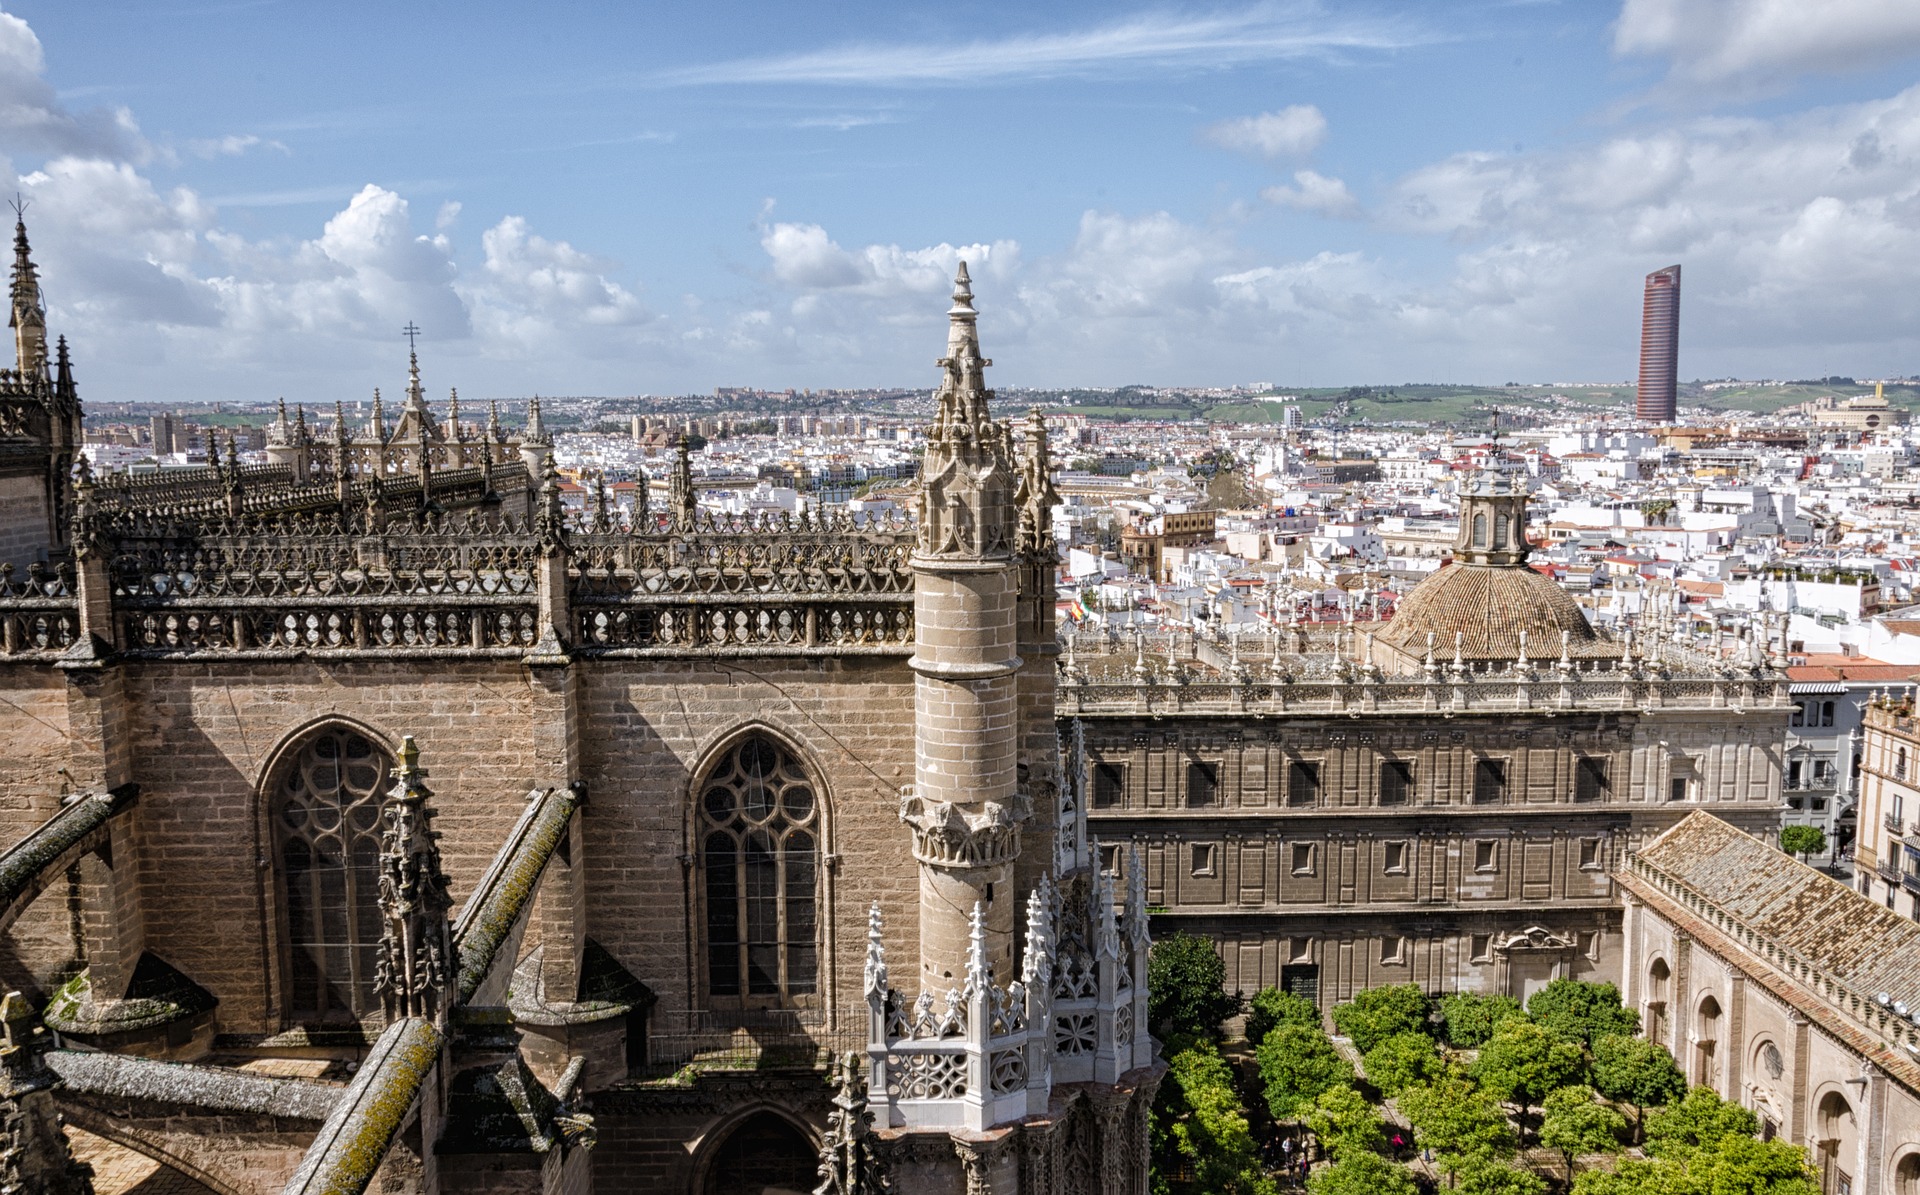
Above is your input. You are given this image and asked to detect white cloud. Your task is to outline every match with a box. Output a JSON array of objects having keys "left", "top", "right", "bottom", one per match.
[
  {"left": 0, "top": 12, "right": 144, "bottom": 159},
  {"left": 185, "top": 133, "right": 288, "bottom": 159},
  {"left": 759, "top": 220, "right": 1017, "bottom": 300},
  {"left": 1261, "top": 169, "right": 1359, "bottom": 216},
  {"left": 1205, "top": 106, "right": 1328, "bottom": 159},
  {"left": 1615, "top": 0, "right": 1920, "bottom": 86},
  {"left": 657, "top": 7, "right": 1420, "bottom": 86}
]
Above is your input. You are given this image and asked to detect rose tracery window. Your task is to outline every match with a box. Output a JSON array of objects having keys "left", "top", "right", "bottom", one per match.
[
  {"left": 273, "top": 728, "right": 391, "bottom": 1020},
  {"left": 700, "top": 735, "right": 820, "bottom": 1004}
]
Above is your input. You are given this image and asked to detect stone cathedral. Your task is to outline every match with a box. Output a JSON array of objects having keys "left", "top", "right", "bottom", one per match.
[{"left": 0, "top": 227, "right": 1158, "bottom": 1195}]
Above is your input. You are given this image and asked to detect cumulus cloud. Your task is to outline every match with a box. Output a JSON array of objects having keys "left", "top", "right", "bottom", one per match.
[
  {"left": 185, "top": 133, "right": 288, "bottom": 160},
  {"left": 759, "top": 220, "right": 1017, "bottom": 299},
  {"left": 1261, "top": 169, "right": 1359, "bottom": 216},
  {"left": 1615, "top": 0, "right": 1920, "bottom": 86},
  {"left": 1203, "top": 105, "right": 1327, "bottom": 159},
  {"left": 0, "top": 12, "right": 144, "bottom": 159}
]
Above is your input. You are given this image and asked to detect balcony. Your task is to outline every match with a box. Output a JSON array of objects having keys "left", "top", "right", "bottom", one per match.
[
  {"left": 1888, "top": 812, "right": 1906, "bottom": 835},
  {"left": 1879, "top": 859, "right": 1904, "bottom": 887},
  {"left": 1904, "top": 871, "right": 1920, "bottom": 896}
]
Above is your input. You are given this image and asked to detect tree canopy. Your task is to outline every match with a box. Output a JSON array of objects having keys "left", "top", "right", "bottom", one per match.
[
  {"left": 1590, "top": 1034, "right": 1686, "bottom": 1139},
  {"left": 1248, "top": 986, "right": 1322, "bottom": 1043},
  {"left": 1454, "top": 1156, "right": 1550, "bottom": 1195},
  {"left": 1154, "top": 1042, "right": 1278, "bottom": 1195},
  {"left": 1331, "top": 983, "right": 1432, "bottom": 1053},
  {"left": 1148, "top": 932, "right": 1241, "bottom": 1042},
  {"left": 1541, "top": 1086, "right": 1628, "bottom": 1173},
  {"left": 1257, "top": 1023, "right": 1354, "bottom": 1119},
  {"left": 1364, "top": 1031, "right": 1444, "bottom": 1097},
  {"left": 1780, "top": 825, "right": 1828, "bottom": 857},
  {"left": 1525, "top": 980, "right": 1639, "bottom": 1046},
  {"left": 1439, "top": 992, "right": 1525, "bottom": 1047},
  {"left": 1471, "top": 1021, "right": 1588, "bottom": 1133},
  {"left": 1308, "top": 1152, "right": 1419, "bottom": 1195},
  {"left": 1305, "top": 1085, "right": 1385, "bottom": 1162},
  {"left": 1398, "top": 1074, "right": 1517, "bottom": 1175}
]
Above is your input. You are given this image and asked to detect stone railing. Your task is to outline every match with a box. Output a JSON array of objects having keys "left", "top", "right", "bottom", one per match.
[
  {"left": 1624, "top": 851, "right": 1920, "bottom": 1061},
  {"left": 0, "top": 560, "right": 78, "bottom": 657},
  {"left": 1058, "top": 668, "right": 1784, "bottom": 717}
]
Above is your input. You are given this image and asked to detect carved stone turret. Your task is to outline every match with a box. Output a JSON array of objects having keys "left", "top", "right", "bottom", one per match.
[
  {"left": 907, "top": 262, "right": 1025, "bottom": 994},
  {"left": 813, "top": 1052, "right": 891, "bottom": 1195},
  {"left": 9, "top": 220, "right": 46, "bottom": 380},
  {"left": 669, "top": 433, "right": 696, "bottom": 527},
  {"left": 518, "top": 396, "right": 550, "bottom": 477},
  {"left": 373, "top": 736, "right": 455, "bottom": 1025},
  {"left": 0, "top": 992, "right": 94, "bottom": 1195}
]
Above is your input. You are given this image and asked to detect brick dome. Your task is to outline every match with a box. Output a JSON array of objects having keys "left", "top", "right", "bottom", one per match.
[{"left": 1382, "top": 561, "right": 1610, "bottom": 661}]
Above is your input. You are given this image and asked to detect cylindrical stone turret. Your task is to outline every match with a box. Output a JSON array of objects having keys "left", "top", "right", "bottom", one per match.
[{"left": 906, "top": 262, "right": 1023, "bottom": 993}]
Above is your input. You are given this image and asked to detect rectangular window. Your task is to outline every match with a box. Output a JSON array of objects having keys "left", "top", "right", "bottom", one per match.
[
  {"left": 1470, "top": 934, "right": 1492, "bottom": 962},
  {"left": 1291, "top": 842, "right": 1316, "bottom": 875},
  {"left": 1814, "top": 759, "right": 1833, "bottom": 782},
  {"left": 1380, "top": 936, "right": 1407, "bottom": 965},
  {"left": 1787, "top": 760, "right": 1804, "bottom": 789},
  {"left": 1190, "top": 843, "right": 1216, "bottom": 877},
  {"left": 1187, "top": 761, "right": 1219, "bottom": 809},
  {"left": 1474, "top": 759, "right": 1507, "bottom": 804},
  {"left": 1669, "top": 777, "right": 1690, "bottom": 803},
  {"left": 1099, "top": 845, "right": 1120, "bottom": 874},
  {"left": 1575, "top": 757, "right": 1609, "bottom": 803},
  {"left": 1896, "top": 794, "right": 1907, "bottom": 822},
  {"left": 1379, "top": 760, "right": 1413, "bottom": 806},
  {"left": 1383, "top": 841, "right": 1409, "bottom": 875},
  {"left": 1288, "top": 761, "right": 1321, "bottom": 807},
  {"left": 1093, "top": 762, "right": 1126, "bottom": 810},
  {"left": 1579, "top": 837, "right": 1602, "bottom": 870},
  {"left": 1790, "top": 703, "right": 1806, "bottom": 727},
  {"left": 1288, "top": 938, "right": 1314, "bottom": 964},
  {"left": 1474, "top": 840, "right": 1499, "bottom": 873}
]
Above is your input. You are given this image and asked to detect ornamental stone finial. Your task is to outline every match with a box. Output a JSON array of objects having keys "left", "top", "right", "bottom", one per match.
[
  {"left": 813, "top": 1052, "right": 892, "bottom": 1195},
  {"left": 863, "top": 902, "right": 888, "bottom": 1004},
  {"left": 373, "top": 736, "right": 455, "bottom": 1025}
]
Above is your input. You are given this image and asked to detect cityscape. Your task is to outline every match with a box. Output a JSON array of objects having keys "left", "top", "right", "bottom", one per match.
[{"left": 4, "top": 4, "right": 1920, "bottom": 1195}]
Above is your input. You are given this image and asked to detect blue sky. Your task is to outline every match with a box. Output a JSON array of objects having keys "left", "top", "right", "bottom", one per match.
[{"left": 10, "top": 1, "right": 1920, "bottom": 402}]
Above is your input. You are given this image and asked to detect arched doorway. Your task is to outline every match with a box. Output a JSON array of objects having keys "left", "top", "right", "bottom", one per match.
[
  {"left": 1693, "top": 995, "right": 1721, "bottom": 1088},
  {"left": 1646, "top": 959, "right": 1671, "bottom": 1049},
  {"left": 702, "top": 1111, "right": 817, "bottom": 1195},
  {"left": 1817, "top": 1092, "right": 1856, "bottom": 1195}
]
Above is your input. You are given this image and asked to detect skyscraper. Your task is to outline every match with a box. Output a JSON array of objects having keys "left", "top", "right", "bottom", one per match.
[{"left": 1636, "top": 264, "right": 1681, "bottom": 422}]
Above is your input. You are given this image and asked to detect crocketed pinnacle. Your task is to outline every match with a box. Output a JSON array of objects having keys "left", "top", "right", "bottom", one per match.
[
  {"left": 932, "top": 261, "right": 994, "bottom": 439},
  {"left": 524, "top": 395, "right": 550, "bottom": 446},
  {"left": 9, "top": 217, "right": 45, "bottom": 376}
]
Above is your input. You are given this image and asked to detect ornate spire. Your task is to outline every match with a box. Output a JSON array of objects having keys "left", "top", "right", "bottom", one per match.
[
  {"left": 632, "top": 463, "right": 651, "bottom": 527},
  {"left": 813, "top": 1052, "right": 892, "bottom": 1195},
  {"left": 373, "top": 736, "right": 455, "bottom": 1025},
  {"left": 535, "top": 453, "right": 567, "bottom": 552},
  {"left": 524, "top": 396, "right": 550, "bottom": 446},
  {"left": 669, "top": 432, "right": 695, "bottom": 526},
  {"left": 917, "top": 261, "right": 1015, "bottom": 558},
  {"left": 1022, "top": 874, "right": 1055, "bottom": 989},
  {"left": 964, "top": 900, "right": 990, "bottom": 995},
  {"left": 590, "top": 471, "right": 610, "bottom": 531},
  {"left": 369, "top": 388, "right": 387, "bottom": 441},
  {"left": 0, "top": 991, "right": 95, "bottom": 1194},
  {"left": 1015, "top": 408, "right": 1061, "bottom": 561},
  {"left": 267, "top": 397, "right": 292, "bottom": 447},
  {"left": 487, "top": 400, "right": 503, "bottom": 456},
  {"left": 8, "top": 216, "right": 46, "bottom": 378},
  {"left": 446, "top": 388, "right": 461, "bottom": 442}
]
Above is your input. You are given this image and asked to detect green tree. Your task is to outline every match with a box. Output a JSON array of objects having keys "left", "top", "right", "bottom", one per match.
[
  {"left": 1331, "top": 983, "right": 1433, "bottom": 1052},
  {"left": 1471, "top": 1021, "right": 1588, "bottom": 1138},
  {"left": 1780, "top": 825, "right": 1828, "bottom": 858},
  {"left": 1540, "top": 1085, "right": 1628, "bottom": 1176},
  {"left": 1309, "top": 1153, "right": 1420, "bottom": 1195},
  {"left": 1153, "top": 1042, "right": 1279, "bottom": 1195},
  {"left": 1573, "top": 1135, "right": 1818, "bottom": 1195},
  {"left": 1257, "top": 1024, "right": 1355, "bottom": 1119},
  {"left": 1525, "top": 979, "right": 1639, "bottom": 1046},
  {"left": 1438, "top": 993, "right": 1526, "bottom": 1048},
  {"left": 1149, "top": 932, "right": 1242, "bottom": 1042},
  {"left": 1453, "top": 1156, "right": 1549, "bottom": 1195},
  {"left": 1248, "top": 986, "right": 1322, "bottom": 1043},
  {"left": 1590, "top": 1034, "right": 1686, "bottom": 1141},
  {"left": 1365, "top": 1031, "right": 1444, "bottom": 1097},
  {"left": 1398, "top": 1075, "right": 1517, "bottom": 1179},
  {"left": 1305, "top": 1085, "right": 1384, "bottom": 1161},
  {"left": 1644, "top": 1086, "right": 1759, "bottom": 1157}
]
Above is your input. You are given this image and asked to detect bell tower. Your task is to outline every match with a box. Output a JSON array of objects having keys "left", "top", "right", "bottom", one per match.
[{"left": 1454, "top": 470, "right": 1530, "bottom": 568}]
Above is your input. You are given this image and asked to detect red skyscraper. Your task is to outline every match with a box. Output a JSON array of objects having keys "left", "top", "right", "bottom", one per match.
[{"left": 1636, "top": 265, "right": 1681, "bottom": 422}]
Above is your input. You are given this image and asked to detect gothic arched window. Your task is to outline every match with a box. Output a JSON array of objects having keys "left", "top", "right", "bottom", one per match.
[
  {"left": 699, "top": 735, "right": 820, "bottom": 1003},
  {"left": 272, "top": 727, "right": 391, "bottom": 1020}
]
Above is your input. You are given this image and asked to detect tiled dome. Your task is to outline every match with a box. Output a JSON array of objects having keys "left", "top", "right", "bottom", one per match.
[{"left": 1382, "top": 561, "right": 1611, "bottom": 660}]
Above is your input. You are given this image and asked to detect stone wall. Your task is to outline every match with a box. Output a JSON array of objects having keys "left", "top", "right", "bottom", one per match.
[{"left": 0, "top": 470, "right": 49, "bottom": 569}]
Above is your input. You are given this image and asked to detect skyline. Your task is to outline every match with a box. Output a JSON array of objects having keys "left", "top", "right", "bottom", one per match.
[{"left": 8, "top": 1, "right": 1920, "bottom": 403}]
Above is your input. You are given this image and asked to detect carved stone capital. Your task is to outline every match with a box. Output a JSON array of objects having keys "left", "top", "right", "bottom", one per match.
[{"left": 899, "top": 786, "right": 1027, "bottom": 868}]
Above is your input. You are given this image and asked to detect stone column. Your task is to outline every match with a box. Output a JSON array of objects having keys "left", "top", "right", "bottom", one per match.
[{"left": 1863, "top": 1064, "right": 1887, "bottom": 1195}]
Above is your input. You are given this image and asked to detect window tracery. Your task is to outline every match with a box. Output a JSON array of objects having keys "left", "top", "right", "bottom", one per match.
[{"left": 699, "top": 734, "right": 821, "bottom": 1003}]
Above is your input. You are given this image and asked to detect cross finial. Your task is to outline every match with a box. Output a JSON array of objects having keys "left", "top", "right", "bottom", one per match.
[{"left": 402, "top": 322, "right": 422, "bottom": 351}]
